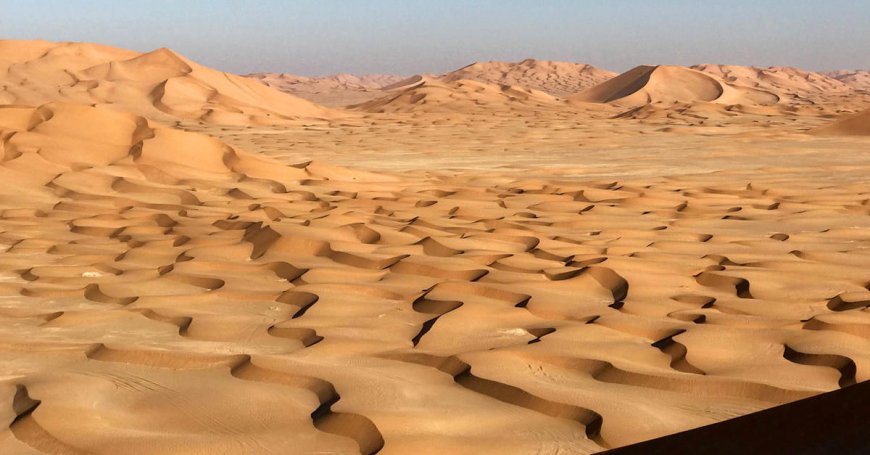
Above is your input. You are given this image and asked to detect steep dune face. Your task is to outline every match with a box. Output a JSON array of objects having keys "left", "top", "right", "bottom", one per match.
[
  {"left": 813, "top": 108, "right": 870, "bottom": 136},
  {"left": 440, "top": 59, "right": 616, "bottom": 98},
  {"left": 351, "top": 78, "right": 562, "bottom": 113},
  {"left": 570, "top": 65, "right": 779, "bottom": 107},
  {"left": 246, "top": 73, "right": 406, "bottom": 107},
  {"left": 693, "top": 64, "right": 853, "bottom": 101},
  {"left": 0, "top": 40, "right": 331, "bottom": 124}
]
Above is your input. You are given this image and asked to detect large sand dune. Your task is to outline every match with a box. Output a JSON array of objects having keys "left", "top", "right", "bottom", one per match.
[
  {"left": 0, "top": 40, "right": 331, "bottom": 125},
  {"left": 440, "top": 59, "right": 616, "bottom": 98}
]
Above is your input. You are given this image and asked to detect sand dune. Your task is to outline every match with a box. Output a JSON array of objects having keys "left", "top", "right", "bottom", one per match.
[
  {"left": 693, "top": 64, "right": 853, "bottom": 100},
  {"left": 351, "top": 78, "right": 563, "bottom": 113},
  {"left": 825, "top": 69, "right": 870, "bottom": 90},
  {"left": 240, "top": 60, "right": 866, "bottom": 120},
  {"left": 609, "top": 380, "right": 870, "bottom": 453},
  {"left": 1, "top": 99, "right": 869, "bottom": 453},
  {"left": 378, "top": 74, "right": 440, "bottom": 91},
  {"left": 247, "top": 73, "right": 406, "bottom": 107},
  {"left": 1, "top": 36, "right": 870, "bottom": 454},
  {"left": 440, "top": 59, "right": 616, "bottom": 98},
  {"left": 250, "top": 73, "right": 403, "bottom": 91},
  {"left": 567, "top": 64, "right": 870, "bottom": 122},
  {"left": 813, "top": 108, "right": 870, "bottom": 136},
  {"left": 0, "top": 40, "right": 331, "bottom": 124},
  {"left": 570, "top": 65, "right": 781, "bottom": 107}
]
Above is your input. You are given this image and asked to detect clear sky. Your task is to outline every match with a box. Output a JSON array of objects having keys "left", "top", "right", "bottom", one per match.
[{"left": 3, "top": 0, "right": 868, "bottom": 76}]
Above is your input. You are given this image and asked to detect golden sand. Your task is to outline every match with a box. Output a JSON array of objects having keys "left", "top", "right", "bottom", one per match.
[{"left": 0, "top": 40, "right": 868, "bottom": 454}]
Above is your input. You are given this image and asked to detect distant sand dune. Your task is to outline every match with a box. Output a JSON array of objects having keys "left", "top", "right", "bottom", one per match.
[
  {"left": 248, "top": 59, "right": 614, "bottom": 108},
  {"left": 570, "top": 65, "right": 780, "bottom": 107},
  {"left": 440, "top": 59, "right": 616, "bottom": 98},
  {"left": 693, "top": 64, "right": 854, "bottom": 100},
  {"left": 825, "top": 69, "right": 870, "bottom": 90},
  {"left": 0, "top": 40, "right": 332, "bottom": 124},
  {"left": 2, "top": 38, "right": 870, "bottom": 454}
]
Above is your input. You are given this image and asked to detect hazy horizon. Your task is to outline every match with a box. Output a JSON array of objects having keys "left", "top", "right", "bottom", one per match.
[{"left": 3, "top": 0, "right": 868, "bottom": 76}]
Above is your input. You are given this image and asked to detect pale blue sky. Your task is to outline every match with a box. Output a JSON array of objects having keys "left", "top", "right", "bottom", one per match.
[{"left": 2, "top": 0, "right": 868, "bottom": 75}]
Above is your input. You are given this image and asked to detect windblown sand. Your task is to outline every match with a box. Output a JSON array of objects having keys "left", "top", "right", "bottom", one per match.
[{"left": 1, "top": 41, "right": 869, "bottom": 454}]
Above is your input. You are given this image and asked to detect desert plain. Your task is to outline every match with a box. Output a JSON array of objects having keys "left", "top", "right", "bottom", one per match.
[{"left": 0, "top": 40, "right": 869, "bottom": 454}]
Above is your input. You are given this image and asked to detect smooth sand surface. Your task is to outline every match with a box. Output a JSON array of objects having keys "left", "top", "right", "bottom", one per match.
[
  {"left": 247, "top": 59, "right": 614, "bottom": 108},
  {"left": 1, "top": 41, "right": 869, "bottom": 454}
]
